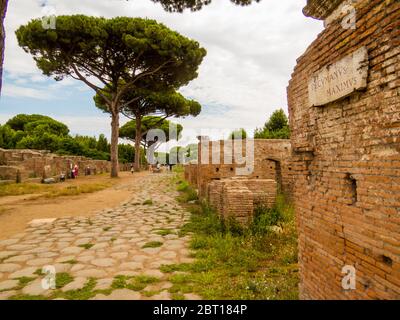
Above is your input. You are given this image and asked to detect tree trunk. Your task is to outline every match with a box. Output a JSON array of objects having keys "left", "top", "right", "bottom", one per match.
[
  {"left": 134, "top": 115, "right": 142, "bottom": 172},
  {"left": 0, "top": 0, "right": 8, "bottom": 96},
  {"left": 110, "top": 110, "right": 119, "bottom": 178}
]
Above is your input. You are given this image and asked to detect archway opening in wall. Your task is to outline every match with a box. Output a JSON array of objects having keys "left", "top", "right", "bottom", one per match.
[{"left": 267, "top": 158, "right": 282, "bottom": 193}]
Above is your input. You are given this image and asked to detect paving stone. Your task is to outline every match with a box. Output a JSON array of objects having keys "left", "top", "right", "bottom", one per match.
[
  {"left": 141, "top": 247, "right": 162, "bottom": 254},
  {"left": 0, "top": 263, "right": 21, "bottom": 273},
  {"left": 0, "top": 290, "right": 17, "bottom": 300},
  {"left": 74, "top": 238, "right": 93, "bottom": 246},
  {"left": 8, "top": 267, "right": 37, "bottom": 279},
  {"left": 94, "top": 278, "right": 113, "bottom": 290},
  {"left": 116, "top": 270, "right": 139, "bottom": 277},
  {"left": 54, "top": 263, "right": 72, "bottom": 273},
  {"left": 4, "top": 254, "right": 34, "bottom": 263},
  {"left": 70, "top": 264, "right": 86, "bottom": 272},
  {"left": 27, "top": 258, "right": 53, "bottom": 267},
  {"left": 150, "top": 290, "right": 171, "bottom": 300},
  {"left": 61, "top": 247, "right": 84, "bottom": 254},
  {"left": 91, "top": 258, "right": 116, "bottom": 267},
  {"left": 74, "top": 269, "right": 107, "bottom": 278},
  {"left": 91, "top": 289, "right": 142, "bottom": 300},
  {"left": 0, "top": 251, "right": 18, "bottom": 259},
  {"left": 61, "top": 277, "right": 87, "bottom": 292},
  {"left": 110, "top": 252, "right": 128, "bottom": 260},
  {"left": 119, "top": 262, "right": 143, "bottom": 270},
  {"left": 36, "top": 252, "right": 58, "bottom": 258},
  {"left": 22, "top": 278, "right": 51, "bottom": 296},
  {"left": 184, "top": 293, "right": 202, "bottom": 300},
  {"left": 0, "top": 279, "right": 19, "bottom": 291},
  {"left": 91, "top": 243, "right": 109, "bottom": 250},
  {"left": 7, "top": 244, "right": 35, "bottom": 251},
  {"left": 143, "top": 269, "right": 164, "bottom": 278},
  {"left": 55, "top": 255, "right": 76, "bottom": 263},
  {"left": 0, "top": 239, "right": 20, "bottom": 246},
  {"left": 76, "top": 255, "right": 95, "bottom": 263},
  {"left": 159, "top": 251, "right": 177, "bottom": 259}
]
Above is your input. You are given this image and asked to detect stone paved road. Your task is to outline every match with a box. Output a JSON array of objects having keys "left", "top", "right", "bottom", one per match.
[{"left": 0, "top": 173, "right": 200, "bottom": 300}]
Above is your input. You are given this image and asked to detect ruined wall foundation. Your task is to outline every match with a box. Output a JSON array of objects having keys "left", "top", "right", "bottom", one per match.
[{"left": 0, "top": 148, "right": 112, "bottom": 183}]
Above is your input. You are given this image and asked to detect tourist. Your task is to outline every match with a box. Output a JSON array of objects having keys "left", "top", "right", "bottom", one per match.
[{"left": 73, "top": 164, "right": 79, "bottom": 178}]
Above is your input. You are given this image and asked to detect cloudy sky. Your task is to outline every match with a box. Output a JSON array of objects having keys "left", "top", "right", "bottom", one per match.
[{"left": 0, "top": 0, "right": 323, "bottom": 150}]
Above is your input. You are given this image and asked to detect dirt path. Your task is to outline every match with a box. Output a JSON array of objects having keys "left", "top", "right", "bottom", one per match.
[
  {"left": 0, "top": 172, "right": 147, "bottom": 239},
  {"left": 0, "top": 172, "right": 198, "bottom": 300}
]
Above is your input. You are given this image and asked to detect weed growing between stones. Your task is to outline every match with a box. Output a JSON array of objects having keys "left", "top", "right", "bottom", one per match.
[
  {"left": 111, "top": 275, "right": 160, "bottom": 292},
  {"left": 143, "top": 199, "right": 154, "bottom": 205},
  {"left": 78, "top": 243, "right": 94, "bottom": 250},
  {"left": 55, "top": 273, "right": 74, "bottom": 289},
  {"left": 142, "top": 241, "right": 163, "bottom": 249}
]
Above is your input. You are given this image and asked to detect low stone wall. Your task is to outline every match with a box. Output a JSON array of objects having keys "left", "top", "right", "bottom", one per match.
[
  {"left": 0, "top": 148, "right": 112, "bottom": 182},
  {"left": 207, "top": 178, "right": 277, "bottom": 224}
]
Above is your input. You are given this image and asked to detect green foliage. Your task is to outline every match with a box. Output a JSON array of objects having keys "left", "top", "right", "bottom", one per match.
[
  {"left": 254, "top": 109, "right": 290, "bottom": 139},
  {"left": 152, "top": 0, "right": 260, "bottom": 12},
  {"left": 55, "top": 273, "right": 74, "bottom": 289},
  {"left": 111, "top": 275, "right": 159, "bottom": 292},
  {"left": 0, "top": 114, "right": 137, "bottom": 163},
  {"left": 119, "top": 116, "right": 183, "bottom": 149},
  {"left": 142, "top": 241, "right": 163, "bottom": 248},
  {"left": 229, "top": 128, "right": 247, "bottom": 139},
  {"left": 176, "top": 181, "right": 198, "bottom": 203}
]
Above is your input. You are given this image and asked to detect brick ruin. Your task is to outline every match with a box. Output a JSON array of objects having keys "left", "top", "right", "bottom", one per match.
[
  {"left": 185, "top": 139, "right": 294, "bottom": 222},
  {"left": 0, "top": 148, "right": 111, "bottom": 183},
  {"left": 288, "top": 0, "right": 400, "bottom": 299}
]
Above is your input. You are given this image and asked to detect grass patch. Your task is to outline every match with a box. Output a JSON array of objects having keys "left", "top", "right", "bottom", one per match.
[
  {"left": 61, "top": 259, "right": 78, "bottom": 265},
  {"left": 103, "top": 226, "right": 111, "bottom": 232},
  {"left": 55, "top": 273, "right": 74, "bottom": 289},
  {"left": 78, "top": 243, "right": 94, "bottom": 250},
  {"left": 111, "top": 275, "right": 159, "bottom": 292},
  {"left": 61, "top": 278, "right": 97, "bottom": 300},
  {"left": 160, "top": 263, "right": 192, "bottom": 274},
  {"left": 154, "top": 229, "right": 174, "bottom": 236},
  {"left": 16, "top": 276, "right": 36, "bottom": 288},
  {"left": 34, "top": 268, "right": 44, "bottom": 276},
  {"left": 0, "top": 183, "right": 51, "bottom": 197},
  {"left": 142, "top": 241, "right": 163, "bottom": 249},
  {"left": 0, "top": 182, "right": 111, "bottom": 199},
  {"left": 174, "top": 171, "right": 299, "bottom": 300},
  {"left": 171, "top": 293, "right": 186, "bottom": 300},
  {"left": 43, "top": 183, "right": 110, "bottom": 198},
  {"left": 142, "top": 199, "right": 153, "bottom": 205}
]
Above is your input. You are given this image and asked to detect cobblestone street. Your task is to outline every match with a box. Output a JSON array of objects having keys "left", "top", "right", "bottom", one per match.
[{"left": 0, "top": 173, "right": 200, "bottom": 300}]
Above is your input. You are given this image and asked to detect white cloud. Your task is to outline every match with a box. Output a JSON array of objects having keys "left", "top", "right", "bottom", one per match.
[{"left": 2, "top": 83, "right": 55, "bottom": 100}]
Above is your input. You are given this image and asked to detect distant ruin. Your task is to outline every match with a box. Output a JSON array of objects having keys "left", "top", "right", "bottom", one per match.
[
  {"left": 288, "top": 0, "right": 399, "bottom": 299},
  {"left": 0, "top": 148, "right": 111, "bottom": 183},
  {"left": 185, "top": 139, "right": 294, "bottom": 223}
]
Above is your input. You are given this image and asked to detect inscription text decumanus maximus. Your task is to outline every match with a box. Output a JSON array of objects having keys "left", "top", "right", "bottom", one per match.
[{"left": 308, "top": 47, "right": 369, "bottom": 107}]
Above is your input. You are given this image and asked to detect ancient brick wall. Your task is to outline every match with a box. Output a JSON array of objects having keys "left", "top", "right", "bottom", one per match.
[
  {"left": 184, "top": 161, "right": 198, "bottom": 187},
  {"left": 0, "top": 148, "right": 112, "bottom": 182},
  {"left": 207, "top": 178, "right": 277, "bottom": 224},
  {"left": 288, "top": 0, "right": 400, "bottom": 299},
  {"left": 196, "top": 139, "right": 293, "bottom": 198}
]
